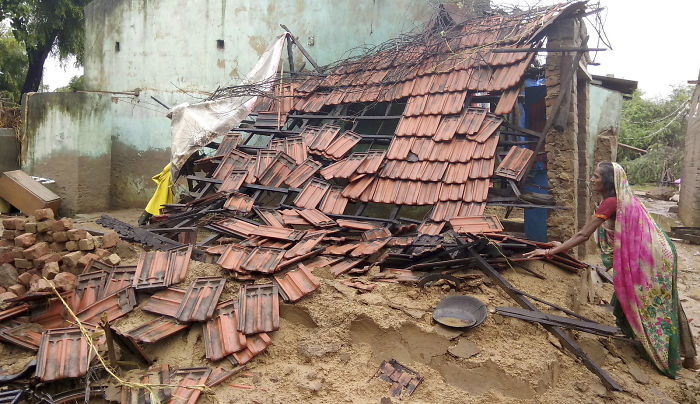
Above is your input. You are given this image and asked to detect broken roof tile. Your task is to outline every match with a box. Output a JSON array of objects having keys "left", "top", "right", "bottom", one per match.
[
  {"left": 417, "top": 221, "right": 446, "bottom": 235},
  {"left": 298, "top": 209, "right": 335, "bottom": 228},
  {"left": 462, "top": 178, "right": 490, "bottom": 203},
  {"left": 76, "top": 286, "right": 136, "bottom": 324},
  {"left": 469, "top": 115, "right": 502, "bottom": 143},
  {"left": 215, "top": 133, "right": 241, "bottom": 157},
  {"left": 254, "top": 207, "right": 285, "bottom": 227},
  {"left": 0, "top": 321, "right": 43, "bottom": 351},
  {"left": 142, "top": 288, "right": 186, "bottom": 318},
  {"left": 442, "top": 162, "right": 472, "bottom": 183},
  {"left": 279, "top": 208, "right": 311, "bottom": 226},
  {"left": 102, "top": 267, "right": 136, "bottom": 298},
  {"left": 342, "top": 175, "right": 375, "bottom": 200},
  {"left": 241, "top": 247, "right": 286, "bottom": 274},
  {"left": 294, "top": 178, "right": 330, "bottom": 209},
  {"left": 274, "top": 266, "right": 320, "bottom": 302},
  {"left": 125, "top": 316, "right": 188, "bottom": 344},
  {"left": 469, "top": 158, "right": 495, "bottom": 179},
  {"left": 283, "top": 136, "right": 308, "bottom": 165},
  {"left": 170, "top": 367, "right": 212, "bottom": 404},
  {"left": 213, "top": 149, "right": 252, "bottom": 181},
  {"left": 329, "top": 258, "right": 364, "bottom": 276},
  {"left": 0, "top": 304, "right": 29, "bottom": 322},
  {"left": 35, "top": 327, "right": 94, "bottom": 382},
  {"left": 255, "top": 150, "right": 280, "bottom": 178},
  {"left": 308, "top": 124, "right": 341, "bottom": 151},
  {"left": 323, "top": 242, "right": 361, "bottom": 256},
  {"left": 206, "top": 367, "right": 238, "bottom": 388},
  {"left": 495, "top": 146, "right": 534, "bottom": 181},
  {"left": 237, "top": 284, "right": 279, "bottom": 334},
  {"left": 355, "top": 151, "right": 386, "bottom": 174},
  {"left": 350, "top": 238, "right": 390, "bottom": 257},
  {"left": 211, "top": 218, "right": 259, "bottom": 237},
  {"left": 283, "top": 232, "right": 325, "bottom": 259},
  {"left": 75, "top": 271, "right": 107, "bottom": 312},
  {"left": 456, "top": 107, "right": 488, "bottom": 136},
  {"left": 248, "top": 225, "right": 305, "bottom": 241},
  {"left": 321, "top": 153, "right": 367, "bottom": 180},
  {"left": 176, "top": 277, "right": 225, "bottom": 322},
  {"left": 233, "top": 333, "right": 272, "bottom": 365},
  {"left": 133, "top": 251, "right": 169, "bottom": 291},
  {"left": 319, "top": 187, "right": 348, "bottom": 215},
  {"left": 362, "top": 227, "right": 392, "bottom": 241},
  {"left": 217, "top": 244, "right": 251, "bottom": 273},
  {"left": 257, "top": 152, "right": 297, "bottom": 187},
  {"left": 284, "top": 158, "right": 322, "bottom": 189},
  {"left": 203, "top": 300, "right": 247, "bottom": 361},
  {"left": 223, "top": 192, "right": 254, "bottom": 214},
  {"left": 432, "top": 115, "right": 462, "bottom": 141},
  {"left": 323, "top": 130, "right": 361, "bottom": 160},
  {"left": 494, "top": 85, "right": 521, "bottom": 115},
  {"left": 450, "top": 215, "right": 504, "bottom": 234}
]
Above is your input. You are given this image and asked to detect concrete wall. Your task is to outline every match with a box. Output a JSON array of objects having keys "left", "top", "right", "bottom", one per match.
[
  {"left": 679, "top": 73, "right": 700, "bottom": 226},
  {"left": 21, "top": 92, "right": 112, "bottom": 216},
  {"left": 72, "top": 0, "right": 436, "bottom": 209},
  {"left": 0, "top": 128, "right": 19, "bottom": 173}
]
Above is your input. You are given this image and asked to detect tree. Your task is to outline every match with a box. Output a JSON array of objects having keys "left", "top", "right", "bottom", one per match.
[
  {"left": 0, "top": 0, "right": 89, "bottom": 95},
  {"left": 55, "top": 74, "right": 84, "bottom": 92},
  {"left": 618, "top": 87, "right": 692, "bottom": 184},
  {"left": 0, "top": 27, "right": 28, "bottom": 103}
]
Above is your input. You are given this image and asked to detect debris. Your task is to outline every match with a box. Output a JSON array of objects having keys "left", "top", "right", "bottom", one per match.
[
  {"left": 447, "top": 339, "right": 481, "bottom": 359},
  {"left": 372, "top": 359, "right": 423, "bottom": 397},
  {"left": 0, "top": 170, "right": 61, "bottom": 215}
]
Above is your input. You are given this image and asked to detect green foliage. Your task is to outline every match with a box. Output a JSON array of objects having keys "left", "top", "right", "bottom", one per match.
[
  {"left": 55, "top": 74, "right": 84, "bottom": 92},
  {"left": 0, "top": 0, "right": 90, "bottom": 93},
  {"left": 0, "top": 28, "right": 28, "bottom": 103},
  {"left": 618, "top": 86, "right": 692, "bottom": 184}
]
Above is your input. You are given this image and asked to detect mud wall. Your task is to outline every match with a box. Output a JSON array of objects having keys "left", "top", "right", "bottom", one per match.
[
  {"left": 21, "top": 92, "right": 112, "bottom": 216},
  {"left": 544, "top": 18, "right": 591, "bottom": 255},
  {"left": 679, "top": 72, "right": 700, "bottom": 226},
  {"left": 0, "top": 128, "right": 19, "bottom": 173}
]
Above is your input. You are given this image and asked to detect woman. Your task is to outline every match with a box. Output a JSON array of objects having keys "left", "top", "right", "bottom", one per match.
[{"left": 525, "top": 161, "right": 696, "bottom": 377}]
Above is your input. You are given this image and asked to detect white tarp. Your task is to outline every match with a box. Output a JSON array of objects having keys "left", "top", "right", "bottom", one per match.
[{"left": 168, "top": 34, "right": 287, "bottom": 178}]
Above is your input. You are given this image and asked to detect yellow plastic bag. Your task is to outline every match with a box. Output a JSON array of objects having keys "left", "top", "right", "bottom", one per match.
[{"left": 144, "top": 163, "right": 173, "bottom": 216}]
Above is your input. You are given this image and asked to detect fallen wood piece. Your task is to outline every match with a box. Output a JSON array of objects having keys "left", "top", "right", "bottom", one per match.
[{"left": 496, "top": 307, "right": 623, "bottom": 337}]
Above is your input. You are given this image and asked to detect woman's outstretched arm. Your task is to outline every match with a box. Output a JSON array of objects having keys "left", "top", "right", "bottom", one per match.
[{"left": 524, "top": 216, "right": 605, "bottom": 258}]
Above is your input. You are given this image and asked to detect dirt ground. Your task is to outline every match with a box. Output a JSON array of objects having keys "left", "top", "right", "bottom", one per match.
[{"left": 2, "top": 200, "right": 698, "bottom": 403}]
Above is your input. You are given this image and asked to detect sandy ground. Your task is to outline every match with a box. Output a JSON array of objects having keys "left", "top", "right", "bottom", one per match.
[{"left": 1, "top": 201, "right": 698, "bottom": 403}]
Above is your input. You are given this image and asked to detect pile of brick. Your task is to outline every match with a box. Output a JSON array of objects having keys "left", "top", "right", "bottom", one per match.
[{"left": 0, "top": 209, "right": 121, "bottom": 302}]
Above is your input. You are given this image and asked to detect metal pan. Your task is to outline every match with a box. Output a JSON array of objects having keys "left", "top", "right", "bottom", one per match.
[{"left": 432, "top": 295, "right": 487, "bottom": 329}]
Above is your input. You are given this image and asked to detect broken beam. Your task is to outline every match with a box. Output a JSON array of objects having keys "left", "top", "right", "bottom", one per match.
[{"left": 280, "top": 25, "right": 322, "bottom": 72}]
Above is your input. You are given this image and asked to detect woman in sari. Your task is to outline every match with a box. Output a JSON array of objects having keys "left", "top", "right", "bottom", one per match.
[{"left": 525, "top": 161, "right": 696, "bottom": 377}]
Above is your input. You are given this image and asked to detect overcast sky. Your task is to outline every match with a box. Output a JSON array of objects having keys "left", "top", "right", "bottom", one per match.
[{"left": 43, "top": 0, "right": 700, "bottom": 99}]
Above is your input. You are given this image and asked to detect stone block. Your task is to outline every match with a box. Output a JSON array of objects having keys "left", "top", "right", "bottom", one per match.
[
  {"left": 53, "top": 272, "right": 77, "bottom": 292},
  {"left": 61, "top": 251, "right": 83, "bottom": 268},
  {"left": 94, "top": 248, "right": 109, "bottom": 259},
  {"left": 53, "top": 231, "right": 68, "bottom": 243},
  {"left": 8, "top": 284, "right": 25, "bottom": 296},
  {"left": 14, "top": 233, "right": 36, "bottom": 248},
  {"left": 49, "top": 242, "right": 66, "bottom": 253},
  {"left": 78, "top": 253, "right": 99, "bottom": 268},
  {"left": 24, "top": 222, "right": 37, "bottom": 233},
  {"left": 105, "top": 254, "right": 121, "bottom": 266},
  {"left": 101, "top": 232, "right": 120, "bottom": 249},
  {"left": 36, "top": 220, "right": 54, "bottom": 233},
  {"left": 34, "top": 253, "right": 61, "bottom": 268},
  {"left": 0, "top": 239, "right": 11, "bottom": 247},
  {"left": 65, "top": 241, "right": 79, "bottom": 251},
  {"left": 0, "top": 263, "right": 18, "bottom": 288},
  {"left": 42, "top": 262, "right": 60, "bottom": 280},
  {"left": 0, "top": 247, "right": 13, "bottom": 264},
  {"left": 67, "top": 229, "right": 87, "bottom": 241},
  {"left": 29, "top": 278, "right": 53, "bottom": 293},
  {"left": 33, "top": 208, "right": 55, "bottom": 221},
  {"left": 23, "top": 242, "right": 50, "bottom": 260},
  {"left": 1, "top": 218, "right": 18, "bottom": 230},
  {"left": 14, "top": 258, "right": 33, "bottom": 270},
  {"left": 17, "top": 271, "right": 33, "bottom": 287},
  {"left": 78, "top": 238, "right": 95, "bottom": 251},
  {"left": 0, "top": 291, "right": 17, "bottom": 301},
  {"left": 2, "top": 229, "right": 18, "bottom": 240},
  {"left": 50, "top": 218, "right": 73, "bottom": 232}
]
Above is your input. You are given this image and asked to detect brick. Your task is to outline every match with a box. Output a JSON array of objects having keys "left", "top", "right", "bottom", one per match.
[
  {"left": 101, "top": 232, "right": 120, "bottom": 249},
  {"left": 49, "top": 242, "right": 66, "bottom": 253},
  {"left": 53, "top": 231, "right": 68, "bottom": 243},
  {"left": 78, "top": 253, "right": 99, "bottom": 268},
  {"left": 61, "top": 251, "right": 83, "bottom": 268},
  {"left": 67, "top": 229, "right": 87, "bottom": 241},
  {"left": 29, "top": 278, "right": 53, "bottom": 293},
  {"left": 33, "top": 208, "right": 55, "bottom": 221},
  {"left": 2, "top": 218, "right": 16, "bottom": 230},
  {"left": 42, "top": 262, "right": 60, "bottom": 280},
  {"left": 0, "top": 239, "right": 12, "bottom": 247},
  {"left": 0, "top": 263, "right": 18, "bottom": 288},
  {"left": 53, "top": 272, "right": 76, "bottom": 292},
  {"left": 8, "top": 284, "right": 25, "bottom": 296},
  {"left": 0, "top": 291, "right": 18, "bottom": 301},
  {"left": 36, "top": 219, "right": 54, "bottom": 233},
  {"left": 23, "top": 242, "right": 50, "bottom": 260},
  {"left": 24, "top": 222, "right": 37, "bottom": 233},
  {"left": 105, "top": 253, "right": 121, "bottom": 266},
  {"left": 34, "top": 253, "right": 61, "bottom": 268},
  {"left": 50, "top": 218, "right": 73, "bottom": 232},
  {"left": 11, "top": 247, "right": 24, "bottom": 259},
  {"left": 17, "top": 271, "right": 33, "bottom": 287},
  {"left": 0, "top": 286, "right": 5, "bottom": 293},
  {"left": 2, "top": 218, "right": 26, "bottom": 231},
  {"left": 78, "top": 238, "right": 95, "bottom": 251},
  {"left": 94, "top": 248, "right": 109, "bottom": 259},
  {"left": 2, "top": 229, "right": 18, "bottom": 240},
  {"left": 0, "top": 248, "right": 13, "bottom": 264},
  {"left": 14, "top": 233, "right": 36, "bottom": 248},
  {"left": 65, "top": 241, "right": 79, "bottom": 251},
  {"left": 14, "top": 258, "right": 33, "bottom": 269},
  {"left": 42, "top": 233, "right": 54, "bottom": 243}
]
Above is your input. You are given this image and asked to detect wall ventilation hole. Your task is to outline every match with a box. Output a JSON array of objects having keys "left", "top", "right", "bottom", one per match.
[
  {"left": 115, "top": 42, "right": 120, "bottom": 52},
  {"left": 217, "top": 39, "right": 225, "bottom": 49}
]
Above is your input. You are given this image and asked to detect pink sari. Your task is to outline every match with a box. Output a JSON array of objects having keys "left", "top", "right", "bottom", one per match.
[{"left": 605, "top": 163, "right": 680, "bottom": 377}]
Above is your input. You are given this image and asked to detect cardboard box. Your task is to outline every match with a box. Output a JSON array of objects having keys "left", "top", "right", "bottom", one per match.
[{"left": 0, "top": 170, "right": 61, "bottom": 216}]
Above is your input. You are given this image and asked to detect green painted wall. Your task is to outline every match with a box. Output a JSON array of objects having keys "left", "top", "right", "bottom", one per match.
[{"left": 588, "top": 84, "right": 622, "bottom": 166}]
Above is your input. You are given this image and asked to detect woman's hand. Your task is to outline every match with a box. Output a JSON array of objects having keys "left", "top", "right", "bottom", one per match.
[
  {"left": 550, "top": 241, "right": 562, "bottom": 248},
  {"left": 523, "top": 248, "right": 549, "bottom": 258}
]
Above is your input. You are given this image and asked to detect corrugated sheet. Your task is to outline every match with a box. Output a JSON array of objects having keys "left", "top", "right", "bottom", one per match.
[
  {"left": 125, "top": 316, "right": 188, "bottom": 344},
  {"left": 274, "top": 266, "right": 320, "bottom": 302},
  {"left": 142, "top": 288, "right": 186, "bottom": 318},
  {"left": 76, "top": 286, "right": 136, "bottom": 324},
  {"left": 35, "top": 327, "right": 93, "bottom": 382},
  {"left": 176, "top": 277, "right": 225, "bottom": 322},
  {"left": 203, "top": 300, "right": 247, "bottom": 361},
  {"left": 495, "top": 146, "right": 534, "bottom": 181},
  {"left": 237, "top": 284, "right": 279, "bottom": 334}
]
